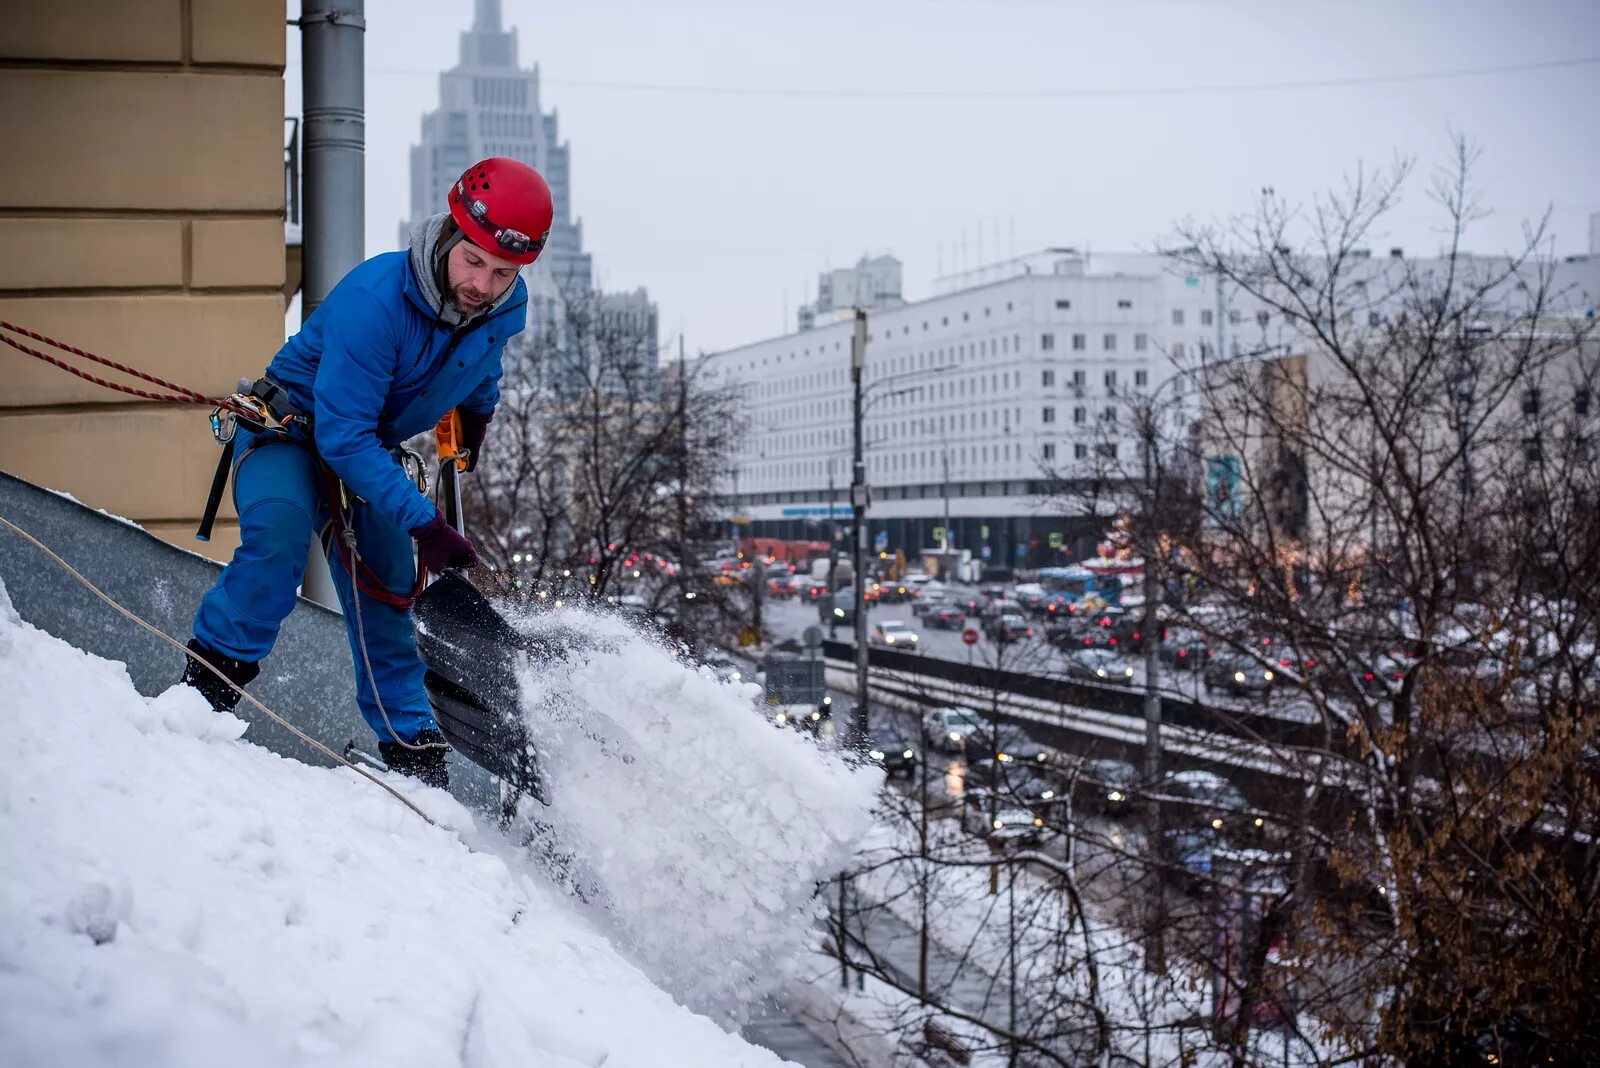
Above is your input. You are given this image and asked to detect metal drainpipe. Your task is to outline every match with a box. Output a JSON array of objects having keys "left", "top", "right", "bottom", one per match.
[{"left": 298, "top": 0, "right": 365, "bottom": 610}]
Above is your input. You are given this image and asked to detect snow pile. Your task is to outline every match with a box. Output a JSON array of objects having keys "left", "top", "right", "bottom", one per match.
[
  {"left": 0, "top": 583, "right": 797, "bottom": 1068},
  {"left": 507, "top": 605, "right": 881, "bottom": 1017}
]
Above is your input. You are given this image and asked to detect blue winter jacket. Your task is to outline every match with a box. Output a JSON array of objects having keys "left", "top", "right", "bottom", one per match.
[{"left": 264, "top": 251, "right": 527, "bottom": 534}]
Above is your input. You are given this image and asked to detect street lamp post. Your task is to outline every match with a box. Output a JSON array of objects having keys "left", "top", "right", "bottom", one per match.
[{"left": 849, "top": 309, "right": 870, "bottom": 748}]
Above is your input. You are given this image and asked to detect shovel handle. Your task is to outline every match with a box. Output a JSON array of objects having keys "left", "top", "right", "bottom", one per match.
[{"left": 435, "top": 411, "right": 466, "bottom": 533}]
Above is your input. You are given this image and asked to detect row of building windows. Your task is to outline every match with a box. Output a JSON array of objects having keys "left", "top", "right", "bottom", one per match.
[{"left": 479, "top": 111, "right": 535, "bottom": 138}]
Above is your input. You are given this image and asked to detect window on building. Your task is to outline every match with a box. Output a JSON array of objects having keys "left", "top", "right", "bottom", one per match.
[
  {"left": 1229, "top": 310, "right": 1242, "bottom": 324},
  {"left": 1040, "top": 333, "right": 1055, "bottom": 351},
  {"left": 1072, "top": 333, "right": 1086, "bottom": 351},
  {"left": 1097, "top": 442, "right": 1119, "bottom": 459},
  {"left": 1577, "top": 389, "right": 1593, "bottom": 417},
  {"left": 1368, "top": 311, "right": 1382, "bottom": 327},
  {"left": 1074, "top": 443, "right": 1089, "bottom": 460},
  {"left": 1135, "top": 369, "right": 1148, "bottom": 387},
  {"left": 1103, "top": 333, "right": 1117, "bottom": 351},
  {"left": 1042, "top": 406, "right": 1056, "bottom": 424},
  {"left": 1172, "top": 309, "right": 1185, "bottom": 326},
  {"left": 1523, "top": 436, "right": 1543, "bottom": 463},
  {"left": 1073, "top": 406, "right": 1086, "bottom": 424},
  {"left": 1134, "top": 333, "right": 1148, "bottom": 351},
  {"left": 1056, "top": 299, "right": 1071, "bottom": 310},
  {"left": 1102, "top": 406, "right": 1117, "bottom": 423},
  {"left": 1073, "top": 369, "right": 1086, "bottom": 388},
  {"left": 1523, "top": 388, "right": 1541, "bottom": 415},
  {"left": 1117, "top": 299, "right": 1133, "bottom": 309},
  {"left": 1104, "top": 369, "right": 1118, "bottom": 389},
  {"left": 1042, "top": 442, "right": 1056, "bottom": 460},
  {"left": 1172, "top": 342, "right": 1185, "bottom": 358},
  {"left": 1201, "top": 309, "right": 1214, "bottom": 326},
  {"left": 1042, "top": 369, "right": 1056, "bottom": 387},
  {"left": 1256, "top": 310, "right": 1270, "bottom": 326}
]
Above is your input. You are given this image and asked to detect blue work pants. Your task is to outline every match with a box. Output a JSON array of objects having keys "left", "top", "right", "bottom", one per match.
[{"left": 192, "top": 430, "right": 435, "bottom": 743}]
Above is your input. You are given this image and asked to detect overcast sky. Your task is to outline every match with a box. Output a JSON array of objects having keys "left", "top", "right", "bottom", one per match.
[{"left": 284, "top": 0, "right": 1600, "bottom": 353}]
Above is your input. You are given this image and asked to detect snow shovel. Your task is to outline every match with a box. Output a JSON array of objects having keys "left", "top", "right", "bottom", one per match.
[{"left": 412, "top": 413, "right": 553, "bottom": 805}]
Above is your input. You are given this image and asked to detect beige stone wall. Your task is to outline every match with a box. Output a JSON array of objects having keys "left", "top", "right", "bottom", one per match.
[{"left": 0, "top": 0, "right": 287, "bottom": 560}]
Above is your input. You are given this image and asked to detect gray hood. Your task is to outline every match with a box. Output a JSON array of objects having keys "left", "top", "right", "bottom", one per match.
[{"left": 407, "top": 212, "right": 519, "bottom": 327}]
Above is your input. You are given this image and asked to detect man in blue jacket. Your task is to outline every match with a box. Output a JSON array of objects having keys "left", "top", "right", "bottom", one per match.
[{"left": 180, "top": 157, "right": 553, "bottom": 789}]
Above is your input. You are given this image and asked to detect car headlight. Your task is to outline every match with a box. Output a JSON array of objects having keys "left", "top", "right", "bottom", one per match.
[
  {"left": 885, "top": 636, "right": 895, "bottom": 643},
  {"left": 1234, "top": 671, "right": 1246, "bottom": 682},
  {"left": 1041, "top": 790, "right": 1055, "bottom": 800},
  {"left": 997, "top": 753, "right": 1011, "bottom": 763},
  {"left": 1263, "top": 669, "right": 1275, "bottom": 682},
  {"left": 868, "top": 750, "right": 885, "bottom": 761},
  {"left": 810, "top": 710, "right": 822, "bottom": 721},
  {"left": 822, "top": 695, "right": 833, "bottom": 705},
  {"left": 1033, "top": 817, "right": 1045, "bottom": 827},
  {"left": 775, "top": 713, "right": 789, "bottom": 725},
  {"left": 1254, "top": 817, "right": 1264, "bottom": 827},
  {"left": 1108, "top": 790, "right": 1125, "bottom": 802},
  {"left": 949, "top": 731, "right": 962, "bottom": 742},
  {"left": 731, "top": 672, "right": 741, "bottom": 682},
  {"left": 1123, "top": 667, "right": 1134, "bottom": 677},
  {"left": 1211, "top": 817, "right": 1224, "bottom": 830},
  {"left": 1035, "top": 753, "right": 1046, "bottom": 761},
  {"left": 834, "top": 608, "right": 844, "bottom": 617},
  {"left": 903, "top": 749, "right": 914, "bottom": 759},
  {"left": 1096, "top": 668, "right": 1107, "bottom": 677},
  {"left": 992, "top": 819, "right": 1004, "bottom": 830}
]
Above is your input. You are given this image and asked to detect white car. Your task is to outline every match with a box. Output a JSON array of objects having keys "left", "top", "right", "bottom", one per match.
[
  {"left": 922, "top": 705, "right": 985, "bottom": 752},
  {"left": 699, "top": 656, "right": 744, "bottom": 684},
  {"left": 871, "top": 619, "right": 921, "bottom": 649}
]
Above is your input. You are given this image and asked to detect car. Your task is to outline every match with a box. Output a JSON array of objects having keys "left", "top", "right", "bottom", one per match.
[
  {"left": 964, "top": 803, "right": 1046, "bottom": 847},
  {"left": 911, "top": 591, "right": 948, "bottom": 618},
  {"left": 1012, "top": 582, "right": 1049, "bottom": 612},
  {"left": 804, "top": 581, "right": 831, "bottom": 603},
  {"left": 1074, "top": 757, "right": 1139, "bottom": 814},
  {"left": 922, "top": 705, "right": 985, "bottom": 752},
  {"left": 767, "top": 577, "right": 798, "bottom": 599},
  {"left": 926, "top": 604, "right": 967, "bottom": 630},
  {"left": 1160, "top": 827, "right": 1222, "bottom": 894},
  {"left": 979, "top": 583, "right": 1008, "bottom": 603},
  {"left": 1203, "top": 655, "right": 1276, "bottom": 697},
  {"left": 866, "top": 725, "right": 919, "bottom": 779},
  {"left": 699, "top": 655, "right": 745, "bottom": 684},
  {"left": 870, "top": 619, "right": 921, "bottom": 650},
  {"left": 1062, "top": 647, "right": 1136, "bottom": 683},
  {"left": 982, "top": 612, "right": 1034, "bottom": 643},
  {"left": 1160, "top": 628, "right": 1212, "bottom": 672},
  {"left": 968, "top": 721, "right": 1051, "bottom": 765},
  {"left": 964, "top": 758, "right": 1065, "bottom": 813},
  {"left": 713, "top": 571, "right": 744, "bottom": 588},
  {"left": 1157, "top": 769, "right": 1263, "bottom": 836},
  {"left": 876, "top": 582, "right": 916, "bottom": 604}
]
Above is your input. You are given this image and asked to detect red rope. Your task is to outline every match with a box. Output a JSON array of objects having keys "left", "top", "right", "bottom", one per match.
[{"left": 1, "top": 319, "right": 236, "bottom": 410}]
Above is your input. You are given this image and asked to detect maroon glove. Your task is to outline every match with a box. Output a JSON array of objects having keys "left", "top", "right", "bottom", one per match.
[
  {"left": 458, "top": 407, "right": 493, "bottom": 473},
  {"left": 411, "top": 512, "right": 480, "bottom": 572}
]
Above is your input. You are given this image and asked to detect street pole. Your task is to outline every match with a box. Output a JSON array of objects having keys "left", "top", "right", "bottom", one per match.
[
  {"left": 676, "top": 337, "right": 691, "bottom": 614},
  {"left": 941, "top": 446, "right": 953, "bottom": 578},
  {"left": 1140, "top": 403, "right": 1166, "bottom": 973},
  {"left": 827, "top": 458, "right": 840, "bottom": 639},
  {"left": 918, "top": 743, "right": 930, "bottom": 1003},
  {"left": 849, "top": 308, "right": 870, "bottom": 749}
]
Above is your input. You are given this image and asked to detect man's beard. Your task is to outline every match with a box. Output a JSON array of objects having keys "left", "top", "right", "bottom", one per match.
[{"left": 452, "top": 285, "right": 490, "bottom": 314}]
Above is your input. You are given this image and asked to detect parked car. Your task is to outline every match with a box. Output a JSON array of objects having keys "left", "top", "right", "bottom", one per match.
[
  {"left": 1073, "top": 757, "right": 1140, "bottom": 815},
  {"left": 922, "top": 705, "right": 985, "bottom": 752},
  {"left": 866, "top": 725, "right": 919, "bottom": 779},
  {"left": 982, "top": 612, "right": 1034, "bottom": 643},
  {"left": 1203, "top": 655, "right": 1276, "bottom": 697},
  {"left": 964, "top": 803, "right": 1046, "bottom": 847},
  {"left": 1157, "top": 769, "right": 1263, "bottom": 837},
  {"left": 1062, "top": 647, "right": 1136, "bottom": 683},
  {"left": 870, "top": 619, "right": 921, "bottom": 650}
]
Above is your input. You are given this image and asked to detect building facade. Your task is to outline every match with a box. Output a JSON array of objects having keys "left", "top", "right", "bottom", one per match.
[
  {"left": 704, "top": 246, "right": 1600, "bottom": 571},
  {"left": 797, "top": 255, "right": 906, "bottom": 331},
  {"left": 0, "top": 0, "right": 289, "bottom": 559}
]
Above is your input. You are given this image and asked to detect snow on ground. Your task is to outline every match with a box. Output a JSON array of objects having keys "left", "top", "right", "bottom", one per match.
[
  {"left": 503, "top": 604, "right": 882, "bottom": 1018},
  {"left": 0, "top": 581, "right": 807, "bottom": 1068}
]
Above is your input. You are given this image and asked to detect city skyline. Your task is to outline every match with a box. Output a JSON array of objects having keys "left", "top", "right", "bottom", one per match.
[{"left": 283, "top": 0, "right": 1600, "bottom": 353}]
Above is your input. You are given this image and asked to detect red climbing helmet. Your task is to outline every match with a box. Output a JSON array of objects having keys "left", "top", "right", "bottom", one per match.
[{"left": 447, "top": 157, "right": 554, "bottom": 266}]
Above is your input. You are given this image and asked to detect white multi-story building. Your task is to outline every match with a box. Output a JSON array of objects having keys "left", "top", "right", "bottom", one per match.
[{"left": 703, "top": 246, "right": 1599, "bottom": 571}]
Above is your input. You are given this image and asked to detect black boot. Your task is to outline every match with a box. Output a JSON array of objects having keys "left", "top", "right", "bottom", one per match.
[
  {"left": 180, "top": 638, "right": 261, "bottom": 712},
  {"left": 378, "top": 728, "right": 451, "bottom": 789}
]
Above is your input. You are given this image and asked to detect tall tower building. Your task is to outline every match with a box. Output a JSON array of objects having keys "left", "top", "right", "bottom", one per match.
[{"left": 403, "top": 0, "right": 591, "bottom": 300}]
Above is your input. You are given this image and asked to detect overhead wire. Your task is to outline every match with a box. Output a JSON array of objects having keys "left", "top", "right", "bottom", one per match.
[{"left": 331, "top": 54, "right": 1600, "bottom": 101}]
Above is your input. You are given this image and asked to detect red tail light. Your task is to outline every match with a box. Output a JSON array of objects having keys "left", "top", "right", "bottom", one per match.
[{"left": 1178, "top": 650, "right": 1188, "bottom": 658}]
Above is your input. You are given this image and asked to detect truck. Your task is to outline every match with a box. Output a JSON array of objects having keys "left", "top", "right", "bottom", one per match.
[{"left": 810, "top": 557, "right": 854, "bottom": 586}]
